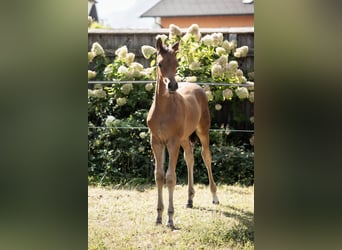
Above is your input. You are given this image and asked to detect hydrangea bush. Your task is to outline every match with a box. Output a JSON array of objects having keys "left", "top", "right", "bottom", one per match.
[{"left": 88, "top": 24, "right": 254, "bottom": 186}]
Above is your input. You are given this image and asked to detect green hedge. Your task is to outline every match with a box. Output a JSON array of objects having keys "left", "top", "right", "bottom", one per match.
[{"left": 88, "top": 84, "right": 254, "bottom": 186}]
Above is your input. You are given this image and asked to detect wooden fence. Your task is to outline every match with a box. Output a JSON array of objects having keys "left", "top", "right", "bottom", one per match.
[{"left": 88, "top": 27, "right": 254, "bottom": 73}]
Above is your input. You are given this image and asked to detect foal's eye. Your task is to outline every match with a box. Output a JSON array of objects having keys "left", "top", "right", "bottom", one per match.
[{"left": 158, "top": 62, "right": 162, "bottom": 68}]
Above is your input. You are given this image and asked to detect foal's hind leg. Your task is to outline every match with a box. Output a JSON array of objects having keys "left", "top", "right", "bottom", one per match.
[
  {"left": 181, "top": 139, "right": 195, "bottom": 208},
  {"left": 197, "top": 131, "right": 219, "bottom": 204}
]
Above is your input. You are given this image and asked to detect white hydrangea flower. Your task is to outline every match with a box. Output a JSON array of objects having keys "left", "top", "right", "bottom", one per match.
[
  {"left": 90, "top": 89, "right": 106, "bottom": 99},
  {"left": 235, "top": 87, "right": 249, "bottom": 99},
  {"left": 211, "top": 64, "right": 223, "bottom": 78},
  {"left": 189, "top": 61, "right": 201, "bottom": 71},
  {"left": 175, "top": 75, "right": 183, "bottom": 82},
  {"left": 215, "top": 104, "right": 222, "bottom": 110},
  {"left": 227, "top": 60, "right": 239, "bottom": 71},
  {"left": 205, "top": 91, "right": 213, "bottom": 101},
  {"left": 211, "top": 33, "right": 223, "bottom": 46},
  {"left": 145, "top": 82, "right": 154, "bottom": 92},
  {"left": 88, "top": 70, "right": 97, "bottom": 79},
  {"left": 138, "top": 146, "right": 145, "bottom": 152},
  {"left": 129, "top": 62, "right": 144, "bottom": 78},
  {"left": 103, "top": 65, "right": 114, "bottom": 76},
  {"left": 186, "top": 76, "right": 197, "bottom": 82},
  {"left": 141, "top": 67, "right": 155, "bottom": 79},
  {"left": 234, "top": 51, "right": 241, "bottom": 58},
  {"left": 125, "top": 71, "right": 133, "bottom": 79},
  {"left": 234, "top": 46, "right": 249, "bottom": 58},
  {"left": 216, "top": 55, "right": 228, "bottom": 66},
  {"left": 169, "top": 24, "right": 182, "bottom": 38},
  {"left": 201, "top": 34, "right": 213, "bottom": 46},
  {"left": 229, "top": 40, "right": 238, "bottom": 51},
  {"left": 117, "top": 65, "right": 128, "bottom": 75},
  {"left": 105, "top": 115, "right": 115, "bottom": 127},
  {"left": 141, "top": 45, "right": 157, "bottom": 59},
  {"left": 250, "top": 116, "right": 254, "bottom": 124},
  {"left": 225, "top": 66, "right": 236, "bottom": 79},
  {"left": 186, "top": 24, "right": 201, "bottom": 41},
  {"left": 187, "top": 24, "right": 199, "bottom": 35},
  {"left": 238, "top": 76, "right": 247, "bottom": 83},
  {"left": 116, "top": 97, "right": 127, "bottom": 106},
  {"left": 222, "top": 40, "right": 231, "bottom": 53},
  {"left": 125, "top": 53, "right": 135, "bottom": 65},
  {"left": 236, "top": 69, "right": 243, "bottom": 77},
  {"left": 115, "top": 45, "right": 128, "bottom": 59},
  {"left": 248, "top": 91, "right": 254, "bottom": 103},
  {"left": 130, "top": 62, "right": 144, "bottom": 72},
  {"left": 130, "top": 69, "right": 140, "bottom": 78},
  {"left": 203, "top": 85, "right": 211, "bottom": 92},
  {"left": 91, "top": 42, "right": 105, "bottom": 57},
  {"left": 121, "top": 83, "right": 133, "bottom": 95},
  {"left": 139, "top": 132, "right": 147, "bottom": 139},
  {"left": 222, "top": 88, "right": 233, "bottom": 100},
  {"left": 88, "top": 51, "right": 96, "bottom": 63},
  {"left": 215, "top": 47, "right": 226, "bottom": 56}
]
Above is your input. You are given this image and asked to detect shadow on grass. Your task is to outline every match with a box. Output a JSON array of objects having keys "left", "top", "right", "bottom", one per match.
[{"left": 193, "top": 204, "right": 254, "bottom": 245}]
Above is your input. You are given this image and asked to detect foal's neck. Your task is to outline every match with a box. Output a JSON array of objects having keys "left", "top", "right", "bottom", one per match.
[{"left": 154, "top": 75, "right": 168, "bottom": 101}]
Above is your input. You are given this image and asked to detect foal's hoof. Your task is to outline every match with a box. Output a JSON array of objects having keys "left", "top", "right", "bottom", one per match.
[
  {"left": 166, "top": 222, "right": 175, "bottom": 230},
  {"left": 156, "top": 218, "right": 162, "bottom": 225},
  {"left": 212, "top": 195, "right": 219, "bottom": 205}
]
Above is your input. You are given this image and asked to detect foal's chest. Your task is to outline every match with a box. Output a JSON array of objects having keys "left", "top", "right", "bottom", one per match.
[{"left": 147, "top": 110, "right": 183, "bottom": 140}]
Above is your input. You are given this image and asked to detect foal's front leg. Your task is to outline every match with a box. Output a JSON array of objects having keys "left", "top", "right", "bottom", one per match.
[
  {"left": 151, "top": 137, "right": 165, "bottom": 224},
  {"left": 165, "top": 139, "right": 180, "bottom": 229}
]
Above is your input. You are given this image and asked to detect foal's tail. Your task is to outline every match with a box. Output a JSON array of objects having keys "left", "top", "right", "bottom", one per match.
[{"left": 189, "top": 131, "right": 199, "bottom": 146}]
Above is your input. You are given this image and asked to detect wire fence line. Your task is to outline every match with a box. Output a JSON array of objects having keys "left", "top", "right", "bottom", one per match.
[
  {"left": 88, "top": 126, "right": 254, "bottom": 133},
  {"left": 88, "top": 80, "right": 254, "bottom": 134},
  {"left": 88, "top": 80, "right": 254, "bottom": 87}
]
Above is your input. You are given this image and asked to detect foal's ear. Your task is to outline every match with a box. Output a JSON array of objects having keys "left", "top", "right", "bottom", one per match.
[
  {"left": 156, "top": 38, "right": 165, "bottom": 53},
  {"left": 172, "top": 42, "right": 179, "bottom": 53}
]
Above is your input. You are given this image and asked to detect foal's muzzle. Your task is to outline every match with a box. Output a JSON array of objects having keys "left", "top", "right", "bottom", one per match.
[{"left": 163, "top": 77, "right": 178, "bottom": 92}]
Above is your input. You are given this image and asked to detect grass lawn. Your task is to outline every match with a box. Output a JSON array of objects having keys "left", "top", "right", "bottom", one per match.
[{"left": 88, "top": 184, "right": 254, "bottom": 250}]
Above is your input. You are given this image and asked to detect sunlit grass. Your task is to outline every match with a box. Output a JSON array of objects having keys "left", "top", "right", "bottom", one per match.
[{"left": 88, "top": 184, "right": 254, "bottom": 250}]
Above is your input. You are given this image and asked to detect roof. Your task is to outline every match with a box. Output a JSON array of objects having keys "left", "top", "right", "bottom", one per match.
[
  {"left": 88, "top": 1, "right": 99, "bottom": 22},
  {"left": 140, "top": 0, "right": 254, "bottom": 17}
]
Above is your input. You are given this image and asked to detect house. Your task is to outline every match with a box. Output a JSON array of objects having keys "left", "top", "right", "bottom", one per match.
[
  {"left": 88, "top": 0, "right": 99, "bottom": 22},
  {"left": 140, "top": 0, "right": 254, "bottom": 28}
]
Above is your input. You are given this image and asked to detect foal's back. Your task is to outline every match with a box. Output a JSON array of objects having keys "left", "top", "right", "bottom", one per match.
[{"left": 177, "top": 82, "right": 210, "bottom": 121}]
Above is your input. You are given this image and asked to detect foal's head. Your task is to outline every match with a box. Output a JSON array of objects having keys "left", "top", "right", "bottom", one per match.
[{"left": 156, "top": 38, "right": 179, "bottom": 92}]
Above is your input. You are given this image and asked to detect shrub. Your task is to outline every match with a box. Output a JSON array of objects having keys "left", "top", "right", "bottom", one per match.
[{"left": 88, "top": 24, "right": 254, "bottom": 186}]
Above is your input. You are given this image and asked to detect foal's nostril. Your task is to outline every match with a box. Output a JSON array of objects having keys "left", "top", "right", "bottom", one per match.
[{"left": 168, "top": 81, "right": 178, "bottom": 92}]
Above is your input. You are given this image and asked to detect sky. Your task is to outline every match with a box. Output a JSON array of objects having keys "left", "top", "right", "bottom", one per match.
[{"left": 94, "top": 0, "right": 161, "bottom": 29}]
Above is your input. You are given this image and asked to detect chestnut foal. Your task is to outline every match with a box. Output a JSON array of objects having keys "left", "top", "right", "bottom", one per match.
[{"left": 147, "top": 38, "right": 219, "bottom": 229}]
